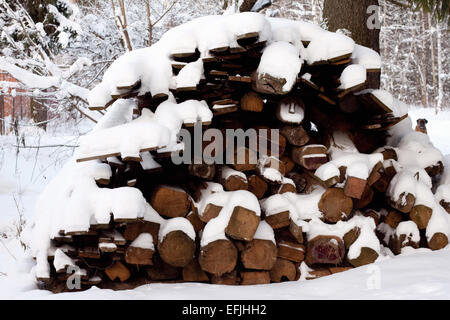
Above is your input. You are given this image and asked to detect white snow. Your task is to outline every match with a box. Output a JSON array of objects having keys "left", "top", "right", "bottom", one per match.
[
  {"left": 253, "top": 220, "right": 276, "bottom": 244},
  {"left": 53, "top": 249, "right": 75, "bottom": 272},
  {"left": 256, "top": 41, "right": 303, "bottom": 93},
  {"left": 338, "top": 64, "right": 367, "bottom": 90},
  {"left": 130, "top": 233, "right": 155, "bottom": 250},
  {"left": 159, "top": 217, "right": 196, "bottom": 242}
]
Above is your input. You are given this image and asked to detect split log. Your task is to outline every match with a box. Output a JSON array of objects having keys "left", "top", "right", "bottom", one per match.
[
  {"left": 241, "top": 91, "right": 263, "bottom": 112},
  {"left": 343, "top": 227, "right": 360, "bottom": 249},
  {"left": 352, "top": 185, "right": 374, "bottom": 209},
  {"left": 252, "top": 71, "right": 288, "bottom": 95},
  {"left": 277, "top": 240, "right": 306, "bottom": 263},
  {"left": 428, "top": 232, "right": 448, "bottom": 251},
  {"left": 273, "top": 181, "right": 297, "bottom": 195},
  {"left": 269, "top": 258, "right": 297, "bottom": 282},
  {"left": 199, "top": 239, "right": 238, "bottom": 276},
  {"left": 240, "top": 271, "right": 271, "bottom": 285},
  {"left": 124, "top": 221, "right": 160, "bottom": 243},
  {"left": 247, "top": 174, "right": 268, "bottom": 199},
  {"left": 391, "top": 233, "right": 419, "bottom": 255},
  {"left": 292, "top": 144, "right": 328, "bottom": 170},
  {"left": 220, "top": 167, "right": 248, "bottom": 191},
  {"left": 318, "top": 188, "right": 353, "bottom": 223},
  {"left": 344, "top": 176, "right": 367, "bottom": 199},
  {"left": 440, "top": 200, "right": 450, "bottom": 214},
  {"left": 150, "top": 186, "right": 191, "bottom": 218},
  {"left": 225, "top": 206, "right": 260, "bottom": 241},
  {"left": 305, "top": 235, "right": 345, "bottom": 265},
  {"left": 373, "top": 165, "right": 397, "bottom": 193},
  {"left": 347, "top": 247, "right": 379, "bottom": 267},
  {"left": 240, "top": 239, "right": 277, "bottom": 270},
  {"left": 280, "top": 125, "right": 310, "bottom": 146},
  {"left": 289, "top": 220, "right": 304, "bottom": 244},
  {"left": 200, "top": 203, "right": 223, "bottom": 223},
  {"left": 157, "top": 231, "right": 196, "bottom": 267},
  {"left": 329, "top": 266, "right": 353, "bottom": 274},
  {"left": 105, "top": 261, "right": 131, "bottom": 282},
  {"left": 409, "top": 205, "right": 433, "bottom": 230},
  {"left": 188, "top": 163, "right": 216, "bottom": 180},
  {"left": 210, "top": 271, "right": 240, "bottom": 285},
  {"left": 306, "top": 268, "right": 331, "bottom": 280},
  {"left": 265, "top": 211, "right": 291, "bottom": 229},
  {"left": 186, "top": 211, "right": 205, "bottom": 233},
  {"left": 125, "top": 246, "right": 154, "bottom": 266},
  {"left": 182, "top": 259, "right": 209, "bottom": 282}
]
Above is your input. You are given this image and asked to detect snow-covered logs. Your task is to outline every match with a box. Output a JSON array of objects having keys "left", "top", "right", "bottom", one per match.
[{"left": 31, "top": 12, "right": 450, "bottom": 292}]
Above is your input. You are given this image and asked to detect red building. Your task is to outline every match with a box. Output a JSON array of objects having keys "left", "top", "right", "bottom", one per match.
[{"left": 0, "top": 71, "right": 32, "bottom": 134}]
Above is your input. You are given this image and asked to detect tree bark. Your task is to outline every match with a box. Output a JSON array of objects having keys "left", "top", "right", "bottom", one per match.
[{"left": 323, "top": 0, "right": 380, "bottom": 88}]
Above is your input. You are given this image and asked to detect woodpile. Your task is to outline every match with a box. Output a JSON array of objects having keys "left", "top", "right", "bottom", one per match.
[{"left": 36, "top": 14, "right": 449, "bottom": 293}]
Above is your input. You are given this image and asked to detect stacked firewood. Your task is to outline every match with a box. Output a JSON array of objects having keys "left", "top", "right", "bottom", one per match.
[{"left": 40, "top": 30, "right": 447, "bottom": 293}]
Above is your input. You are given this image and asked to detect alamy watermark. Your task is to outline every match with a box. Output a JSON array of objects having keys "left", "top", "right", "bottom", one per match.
[{"left": 171, "top": 122, "right": 280, "bottom": 166}]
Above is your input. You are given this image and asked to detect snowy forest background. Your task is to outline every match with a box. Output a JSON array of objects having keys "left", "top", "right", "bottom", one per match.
[{"left": 0, "top": 0, "right": 448, "bottom": 135}]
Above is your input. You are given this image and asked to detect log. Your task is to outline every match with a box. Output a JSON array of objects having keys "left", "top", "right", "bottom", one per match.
[
  {"left": 157, "top": 231, "right": 196, "bottom": 267},
  {"left": 440, "top": 200, "right": 450, "bottom": 214},
  {"left": 344, "top": 176, "right": 367, "bottom": 199},
  {"left": 280, "top": 155, "right": 295, "bottom": 174},
  {"left": 428, "top": 232, "right": 448, "bottom": 251},
  {"left": 390, "top": 233, "right": 419, "bottom": 255},
  {"left": 241, "top": 91, "right": 263, "bottom": 112},
  {"left": 269, "top": 258, "right": 297, "bottom": 282},
  {"left": 199, "top": 239, "right": 238, "bottom": 276},
  {"left": 276, "top": 97, "right": 306, "bottom": 125},
  {"left": 146, "top": 255, "right": 181, "bottom": 281},
  {"left": 347, "top": 247, "right": 379, "bottom": 267},
  {"left": 240, "top": 239, "right": 277, "bottom": 270},
  {"left": 240, "top": 271, "right": 271, "bottom": 285},
  {"left": 188, "top": 163, "right": 216, "bottom": 180},
  {"left": 409, "top": 205, "right": 433, "bottom": 230},
  {"left": 277, "top": 240, "right": 306, "bottom": 263},
  {"left": 228, "top": 147, "right": 258, "bottom": 172},
  {"left": 318, "top": 188, "right": 353, "bottom": 223},
  {"left": 292, "top": 144, "right": 328, "bottom": 170},
  {"left": 305, "top": 235, "right": 345, "bottom": 265},
  {"left": 247, "top": 174, "right": 268, "bottom": 199},
  {"left": 182, "top": 259, "right": 209, "bottom": 282},
  {"left": 389, "top": 192, "right": 416, "bottom": 213},
  {"left": 373, "top": 165, "right": 397, "bottom": 193},
  {"left": 285, "top": 172, "right": 307, "bottom": 193},
  {"left": 265, "top": 211, "right": 291, "bottom": 229},
  {"left": 280, "top": 125, "right": 310, "bottom": 146},
  {"left": 225, "top": 206, "right": 260, "bottom": 241},
  {"left": 150, "top": 185, "right": 191, "bottom": 218},
  {"left": 384, "top": 210, "right": 403, "bottom": 229},
  {"left": 105, "top": 261, "right": 131, "bottom": 282},
  {"left": 210, "top": 271, "right": 240, "bottom": 285},
  {"left": 200, "top": 203, "right": 223, "bottom": 223}
]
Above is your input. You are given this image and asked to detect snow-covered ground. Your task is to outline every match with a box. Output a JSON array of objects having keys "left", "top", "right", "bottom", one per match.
[{"left": 0, "top": 107, "right": 449, "bottom": 300}]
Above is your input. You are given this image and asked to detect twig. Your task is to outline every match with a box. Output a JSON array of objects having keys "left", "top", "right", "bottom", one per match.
[
  {"left": 13, "top": 144, "right": 79, "bottom": 149},
  {"left": 0, "top": 238, "right": 16, "bottom": 261}
]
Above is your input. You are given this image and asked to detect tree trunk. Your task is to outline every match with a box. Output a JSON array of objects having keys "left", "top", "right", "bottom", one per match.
[{"left": 323, "top": 0, "right": 380, "bottom": 88}]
